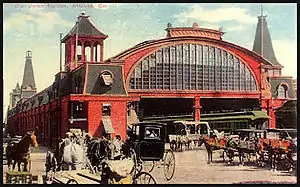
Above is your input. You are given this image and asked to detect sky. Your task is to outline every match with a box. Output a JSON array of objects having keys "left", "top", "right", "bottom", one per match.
[{"left": 2, "top": 3, "right": 297, "bottom": 122}]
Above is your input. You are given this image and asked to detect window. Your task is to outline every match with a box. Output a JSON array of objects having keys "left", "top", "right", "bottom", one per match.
[
  {"left": 197, "top": 45, "right": 203, "bottom": 90},
  {"left": 163, "top": 47, "right": 170, "bottom": 89},
  {"left": 145, "top": 127, "right": 160, "bottom": 139},
  {"left": 156, "top": 50, "right": 163, "bottom": 89},
  {"left": 102, "top": 103, "right": 112, "bottom": 116},
  {"left": 142, "top": 58, "right": 149, "bottom": 89},
  {"left": 221, "top": 51, "right": 228, "bottom": 90},
  {"left": 208, "top": 47, "right": 215, "bottom": 90},
  {"left": 203, "top": 46, "right": 209, "bottom": 90},
  {"left": 149, "top": 54, "right": 156, "bottom": 89},
  {"left": 233, "top": 57, "right": 240, "bottom": 90},
  {"left": 268, "top": 69, "right": 273, "bottom": 77},
  {"left": 170, "top": 46, "right": 176, "bottom": 90},
  {"left": 277, "top": 84, "right": 288, "bottom": 98},
  {"left": 215, "top": 49, "right": 222, "bottom": 90},
  {"left": 100, "top": 71, "right": 114, "bottom": 86},
  {"left": 135, "top": 64, "right": 142, "bottom": 89},
  {"left": 273, "top": 70, "right": 281, "bottom": 76},
  {"left": 199, "top": 124, "right": 208, "bottom": 135},
  {"left": 128, "top": 44, "right": 258, "bottom": 92},
  {"left": 71, "top": 101, "right": 86, "bottom": 119},
  {"left": 228, "top": 54, "right": 234, "bottom": 90},
  {"left": 188, "top": 124, "right": 196, "bottom": 134}
]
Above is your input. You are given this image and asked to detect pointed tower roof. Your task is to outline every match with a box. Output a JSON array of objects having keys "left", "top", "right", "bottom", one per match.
[
  {"left": 252, "top": 6, "right": 283, "bottom": 67},
  {"left": 61, "top": 11, "right": 108, "bottom": 42},
  {"left": 21, "top": 51, "right": 36, "bottom": 89},
  {"left": 14, "top": 82, "right": 21, "bottom": 91}
]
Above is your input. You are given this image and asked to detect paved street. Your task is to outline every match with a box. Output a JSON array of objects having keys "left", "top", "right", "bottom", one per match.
[{"left": 3, "top": 146, "right": 297, "bottom": 184}]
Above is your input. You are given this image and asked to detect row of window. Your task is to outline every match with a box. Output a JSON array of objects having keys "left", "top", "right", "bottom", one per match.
[
  {"left": 268, "top": 69, "right": 281, "bottom": 77},
  {"left": 129, "top": 44, "right": 258, "bottom": 91}
]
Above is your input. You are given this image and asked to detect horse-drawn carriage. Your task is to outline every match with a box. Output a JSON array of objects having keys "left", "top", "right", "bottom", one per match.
[
  {"left": 126, "top": 122, "right": 176, "bottom": 181},
  {"left": 223, "top": 129, "right": 265, "bottom": 165},
  {"left": 168, "top": 121, "right": 211, "bottom": 151},
  {"left": 201, "top": 126, "right": 297, "bottom": 173},
  {"left": 257, "top": 128, "right": 297, "bottom": 173},
  {"left": 202, "top": 128, "right": 267, "bottom": 165},
  {"left": 45, "top": 122, "right": 175, "bottom": 184}
]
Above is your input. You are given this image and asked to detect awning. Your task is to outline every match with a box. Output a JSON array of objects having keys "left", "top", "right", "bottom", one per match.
[
  {"left": 200, "top": 111, "right": 270, "bottom": 122},
  {"left": 127, "top": 109, "right": 140, "bottom": 127},
  {"left": 102, "top": 117, "right": 115, "bottom": 134},
  {"left": 101, "top": 74, "right": 113, "bottom": 86}
]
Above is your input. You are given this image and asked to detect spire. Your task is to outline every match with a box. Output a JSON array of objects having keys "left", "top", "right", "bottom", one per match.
[
  {"left": 14, "top": 82, "right": 20, "bottom": 91},
  {"left": 21, "top": 51, "right": 36, "bottom": 90},
  {"left": 252, "top": 5, "right": 283, "bottom": 67}
]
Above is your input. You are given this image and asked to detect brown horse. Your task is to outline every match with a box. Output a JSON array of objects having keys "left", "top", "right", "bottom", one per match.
[{"left": 6, "top": 131, "right": 38, "bottom": 172}]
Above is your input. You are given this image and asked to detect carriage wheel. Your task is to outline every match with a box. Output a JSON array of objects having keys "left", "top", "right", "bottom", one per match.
[
  {"left": 85, "top": 157, "right": 95, "bottom": 174},
  {"left": 129, "top": 148, "right": 140, "bottom": 177},
  {"left": 222, "top": 150, "right": 229, "bottom": 163},
  {"left": 133, "top": 172, "right": 156, "bottom": 184},
  {"left": 66, "top": 179, "right": 78, "bottom": 184},
  {"left": 163, "top": 150, "right": 175, "bottom": 181},
  {"left": 223, "top": 150, "right": 233, "bottom": 164},
  {"left": 142, "top": 161, "right": 155, "bottom": 173}
]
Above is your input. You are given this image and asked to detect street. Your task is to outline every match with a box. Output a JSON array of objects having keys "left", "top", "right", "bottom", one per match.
[{"left": 3, "top": 146, "right": 297, "bottom": 184}]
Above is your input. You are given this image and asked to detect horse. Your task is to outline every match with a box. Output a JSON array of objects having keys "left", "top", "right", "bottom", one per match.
[
  {"left": 270, "top": 137, "right": 297, "bottom": 173},
  {"left": 6, "top": 131, "right": 38, "bottom": 172},
  {"left": 202, "top": 130, "right": 228, "bottom": 164},
  {"left": 45, "top": 133, "right": 94, "bottom": 179},
  {"left": 87, "top": 138, "right": 111, "bottom": 172}
]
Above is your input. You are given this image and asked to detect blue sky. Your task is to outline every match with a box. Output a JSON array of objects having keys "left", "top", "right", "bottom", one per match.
[{"left": 3, "top": 3, "right": 297, "bottom": 121}]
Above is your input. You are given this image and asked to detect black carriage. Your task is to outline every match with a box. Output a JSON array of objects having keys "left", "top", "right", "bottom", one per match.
[{"left": 127, "top": 122, "right": 176, "bottom": 181}]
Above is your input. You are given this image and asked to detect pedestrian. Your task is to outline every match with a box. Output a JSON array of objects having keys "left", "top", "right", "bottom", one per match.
[{"left": 111, "top": 135, "right": 123, "bottom": 160}]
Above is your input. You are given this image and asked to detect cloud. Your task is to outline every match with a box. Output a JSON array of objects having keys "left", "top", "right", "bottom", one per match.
[
  {"left": 174, "top": 4, "right": 256, "bottom": 25},
  {"left": 199, "top": 23, "right": 220, "bottom": 30},
  {"left": 4, "top": 10, "right": 73, "bottom": 37},
  {"left": 272, "top": 39, "right": 297, "bottom": 78},
  {"left": 226, "top": 25, "right": 247, "bottom": 31}
]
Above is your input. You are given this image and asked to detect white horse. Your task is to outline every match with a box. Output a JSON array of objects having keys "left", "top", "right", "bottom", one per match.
[{"left": 61, "top": 142, "right": 86, "bottom": 170}]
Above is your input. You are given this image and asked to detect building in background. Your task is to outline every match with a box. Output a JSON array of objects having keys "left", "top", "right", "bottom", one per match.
[{"left": 6, "top": 12, "right": 296, "bottom": 149}]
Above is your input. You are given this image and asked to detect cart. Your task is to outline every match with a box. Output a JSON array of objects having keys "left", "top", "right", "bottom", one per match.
[
  {"left": 228, "top": 129, "right": 265, "bottom": 165},
  {"left": 127, "top": 122, "right": 176, "bottom": 181}
]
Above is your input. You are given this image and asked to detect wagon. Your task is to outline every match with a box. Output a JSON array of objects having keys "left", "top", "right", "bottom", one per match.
[
  {"left": 45, "top": 140, "right": 157, "bottom": 184},
  {"left": 264, "top": 128, "right": 297, "bottom": 171},
  {"left": 168, "top": 121, "right": 211, "bottom": 151},
  {"left": 229, "top": 129, "right": 266, "bottom": 164},
  {"left": 127, "top": 122, "right": 176, "bottom": 181}
]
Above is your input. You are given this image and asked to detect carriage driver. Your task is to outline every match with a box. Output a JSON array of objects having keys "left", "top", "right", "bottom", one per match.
[{"left": 110, "top": 135, "right": 123, "bottom": 160}]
